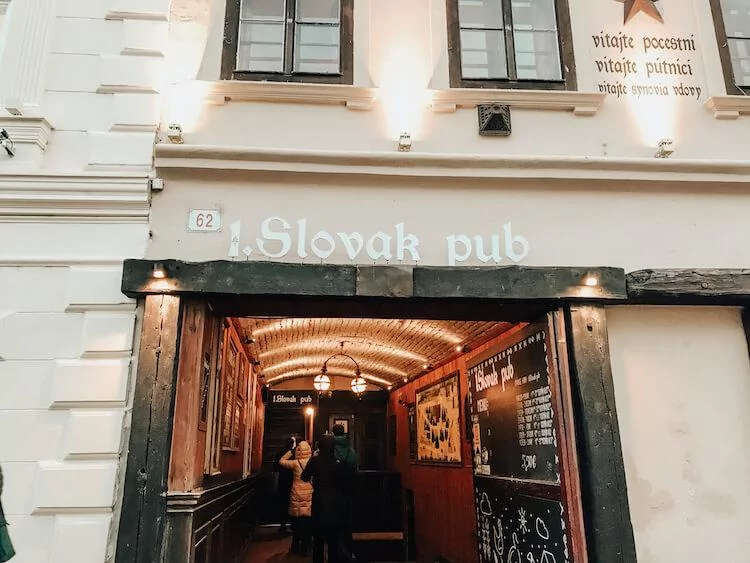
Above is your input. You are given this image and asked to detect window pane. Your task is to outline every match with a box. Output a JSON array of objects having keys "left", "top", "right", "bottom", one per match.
[
  {"left": 240, "top": 0, "right": 285, "bottom": 21},
  {"left": 237, "top": 22, "right": 284, "bottom": 72},
  {"left": 513, "top": 29, "right": 561, "bottom": 80},
  {"left": 294, "top": 24, "right": 340, "bottom": 73},
  {"left": 460, "top": 29, "right": 507, "bottom": 78},
  {"left": 458, "top": 0, "right": 503, "bottom": 29},
  {"left": 511, "top": 0, "right": 557, "bottom": 31},
  {"left": 720, "top": 0, "right": 750, "bottom": 39},
  {"left": 297, "top": 0, "right": 340, "bottom": 23},
  {"left": 729, "top": 38, "right": 750, "bottom": 86}
]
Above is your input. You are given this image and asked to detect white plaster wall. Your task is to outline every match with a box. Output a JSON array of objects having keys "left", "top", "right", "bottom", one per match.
[
  {"left": 608, "top": 307, "right": 750, "bottom": 563},
  {"left": 0, "top": 1, "right": 161, "bottom": 563},
  {"left": 165, "top": 0, "right": 750, "bottom": 159}
]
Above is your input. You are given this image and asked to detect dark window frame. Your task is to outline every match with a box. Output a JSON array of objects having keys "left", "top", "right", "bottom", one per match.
[
  {"left": 709, "top": 0, "right": 750, "bottom": 95},
  {"left": 221, "top": 0, "right": 354, "bottom": 84},
  {"left": 446, "top": 0, "right": 576, "bottom": 91}
]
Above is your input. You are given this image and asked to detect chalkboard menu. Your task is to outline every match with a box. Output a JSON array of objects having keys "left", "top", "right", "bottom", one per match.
[
  {"left": 467, "top": 325, "right": 559, "bottom": 482},
  {"left": 468, "top": 319, "right": 576, "bottom": 563},
  {"left": 475, "top": 476, "right": 569, "bottom": 563}
]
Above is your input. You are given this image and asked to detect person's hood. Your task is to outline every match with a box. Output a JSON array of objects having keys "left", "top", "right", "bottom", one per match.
[{"left": 295, "top": 441, "right": 312, "bottom": 460}]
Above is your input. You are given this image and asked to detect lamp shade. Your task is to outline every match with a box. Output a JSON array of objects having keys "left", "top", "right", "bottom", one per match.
[
  {"left": 351, "top": 376, "right": 367, "bottom": 394},
  {"left": 313, "top": 373, "right": 331, "bottom": 392}
]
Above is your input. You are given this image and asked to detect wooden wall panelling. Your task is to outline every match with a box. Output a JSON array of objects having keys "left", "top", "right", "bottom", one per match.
[
  {"left": 388, "top": 323, "right": 526, "bottom": 562},
  {"left": 169, "top": 299, "right": 208, "bottom": 492},
  {"left": 564, "top": 305, "right": 636, "bottom": 563},
  {"left": 116, "top": 295, "right": 183, "bottom": 563}
]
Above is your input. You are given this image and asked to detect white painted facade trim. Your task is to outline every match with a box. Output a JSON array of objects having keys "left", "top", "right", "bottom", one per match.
[
  {"left": 429, "top": 89, "right": 606, "bottom": 115},
  {"left": 0, "top": 116, "right": 53, "bottom": 149},
  {"left": 154, "top": 144, "right": 750, "bottom": 184},
  {"left": 705, "top": 95, "right": 750, "bottom": 119},
  {"left": 191, "top": 81, "right": 606, "bottom": 115},
  {"left": 0, "top": 0, "right": 56, "bottom": 115},
  {"left": 0, "top": 173, "right": 150, "bottom": 219}
]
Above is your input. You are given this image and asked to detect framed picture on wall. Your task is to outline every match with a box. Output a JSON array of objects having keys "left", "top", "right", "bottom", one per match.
[
  {"left": 231, "top": 398, "right": 242, "bottom": 450},
  {"left": 221, "top": 339, "right": 239, "bottom": 450},
  {"left": 407, "top": 403, "right": 417, "bottom": 461},
  {"left": 198, "top": 351, "right": 211, "bottom": 430},
  {"left": 388, "top": 414, "right": 397, "bottom": 457},
  {"left": 332, "top": 418, "right": 349, "bottom": 435},
  {"left": 238, "top": 355, "right": 248, "bottom": 399},
  {"left": 415, "top": 371, "right": 462, "bottom": 464}
]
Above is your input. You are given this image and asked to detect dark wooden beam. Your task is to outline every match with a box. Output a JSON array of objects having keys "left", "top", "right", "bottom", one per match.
[
  {"left": 414, "top": 266, "right": 626, "bottom": 300},
  {"left": 564, "top": 305, "right": 636, "bottom": 563},
  {"left": 743, "top": 308, "right": 750, "bottom": 360},
  {"left": 122, "top": 260, "right": 626, "bottom": 303},
  {"left": 627, "top": 269, "right": 750, "bottom": 304},
  {"left": 122, "top": 259, "right": 357, "bottom": 298},
  {"left": 116, "top": 295, "right": 183, "bottom": 563}
]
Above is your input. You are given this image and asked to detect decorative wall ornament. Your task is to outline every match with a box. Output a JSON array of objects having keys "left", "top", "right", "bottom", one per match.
[{"left": 618, "top": 0, "right": 663, "bottom": 24}]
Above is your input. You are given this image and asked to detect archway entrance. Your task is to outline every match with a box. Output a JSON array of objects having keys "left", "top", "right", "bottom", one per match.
[{"left": 115, "top": 260, "right": 636, "bottom": 563}]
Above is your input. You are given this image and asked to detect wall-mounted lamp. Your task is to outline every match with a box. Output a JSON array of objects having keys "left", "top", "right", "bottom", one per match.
[
  {"left": 397, "top": 132, "right": 412, "bottom": 152},
  {"left": 305, "top": 406, "right": 315, "bottom": 417},
  {"left": 243, "top": 337, "right": 255, "bottom": 345},
  {"left": 167, "top": 123, "right": 184, "bottom": 144},
  {"left": 654, "top": 138, "right": 674, "bottom": 158},
  {"left": 152, "top": 263, "right": 167, "bottom": 279},
  {"left": 583, "top": 275, "right": 599, "bottom": 287},
  {"left": 0, "top": 128, "right": 15, "bottom": 157},
  {"left": 402, "top": 376, "right": 409, "bottom": 383},
  {"left": 398, "top": 393, "right": 408, "bottom": 406}
]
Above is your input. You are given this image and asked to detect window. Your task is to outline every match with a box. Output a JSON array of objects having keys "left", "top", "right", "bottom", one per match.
[
  {"left": 711, "top": 0, "right": 750, "bottom": 93},
  {"left": 221, "top": 0, "right": 353, "bottom": 83},
  {"left": 446, "top": 0, "right": 575, "bottom": 90}
]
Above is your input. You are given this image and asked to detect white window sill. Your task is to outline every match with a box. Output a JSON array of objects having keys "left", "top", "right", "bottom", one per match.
[
  {"left": 196, "top": 81, "right": 605, "bottom": 116},
  {"left": 705, "top": 95, "right": 750, "bottom": 119},
  {"left": 430, "top": 88, "right": 605, "bottom": 116}
]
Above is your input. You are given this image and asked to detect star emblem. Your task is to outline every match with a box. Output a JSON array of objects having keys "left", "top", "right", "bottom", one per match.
[{"left": 618, "top": 0, "right": 663, "bottom": 24}]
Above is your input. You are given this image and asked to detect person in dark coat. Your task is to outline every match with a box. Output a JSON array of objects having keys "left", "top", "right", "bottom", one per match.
[
  {"left": 331, "top": 424, "right": 358, "bottom": 559},
  {"left": 301, "top": 434, "right": 352, "bottom": 563},
  {"left": 0, "top": 465, "right": 15, "bottom": 562},
  {"left": 273, "top": 436, "right": 297, "bottom": 533}
]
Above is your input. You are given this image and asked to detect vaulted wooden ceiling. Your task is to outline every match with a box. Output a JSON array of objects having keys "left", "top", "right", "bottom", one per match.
[{"left": 233, "top": 317, "right": 513, "bottom": 388}]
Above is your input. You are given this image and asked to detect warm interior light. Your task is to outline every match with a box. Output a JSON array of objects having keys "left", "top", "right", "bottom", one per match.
[
  {"left": 584, "top": 276, "right": 599, "bottom": 287},
  {"left": 313, "top": 373, "right": 331, "bottom": 392},
  {"left": 455, "top": 345, "right": 463, "bottom": 352},
  {"left": 403, "top": 377, "right": 409, "bottom": 383},
  {"left": 152, "top": 263, "right": 166, "bottom": 279},
  {"left": 351, "top": 376, "right": 367, "bottom": 394},
  {"left": 305, "top": 406, "right": 315, "bottom": 416}
]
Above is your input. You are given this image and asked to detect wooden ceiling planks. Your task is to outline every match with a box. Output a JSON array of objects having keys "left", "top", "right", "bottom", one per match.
[{"left": 233, "top": 317, "right": 513, "bottom": 387}]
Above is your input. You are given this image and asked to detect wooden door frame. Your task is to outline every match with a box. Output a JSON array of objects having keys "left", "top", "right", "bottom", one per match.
[{"left": 115, "top": 260, "right": 661, "bottom": 563}]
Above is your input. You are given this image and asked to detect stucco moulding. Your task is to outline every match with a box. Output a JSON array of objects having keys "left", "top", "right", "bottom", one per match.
[
  {"left": 154, "top": 144, "right": 750, "bottom": 185},
  {"left": 197, "top": 81, "right": 604, "bottom": 116},
  {"left": 704, "top": 96, "right": 750, "bottom": 120},
  {"left": 0, "top": 116, "right": 54, "bottom": 150}
]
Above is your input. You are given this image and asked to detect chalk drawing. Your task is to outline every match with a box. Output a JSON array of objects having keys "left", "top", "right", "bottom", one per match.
[{"left": 535, "top": 517, "right": 550, "bottom": 540}]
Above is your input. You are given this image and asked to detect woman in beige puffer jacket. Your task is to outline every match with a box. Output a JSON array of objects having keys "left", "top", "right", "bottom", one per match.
[{"left": 278, "top": 440, "right": 313, "bottom": 555}]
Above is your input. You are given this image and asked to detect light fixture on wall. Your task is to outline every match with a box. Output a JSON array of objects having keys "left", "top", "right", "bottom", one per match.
[
  {"left": 152, "top": 263, "right": 167, "bottom": 279},
  {"left": 167, "top": 123, "right": 184, "bottom": 144},
  {"left": 654, "top": 138, "right": 674, "bottom": 158},
  {"left": 397, "top": 132, "right": 412, "bottom": 152},
  {"left": 0, "top": 128, "right": 15, "bottom": 157},
  {"left": 583, "top": 275, "right": 599, "bottom": 287}
]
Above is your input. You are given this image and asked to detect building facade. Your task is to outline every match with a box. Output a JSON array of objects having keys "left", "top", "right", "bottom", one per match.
[{"left": 2, "top": 0, "right": 750, "bottom": 562}]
